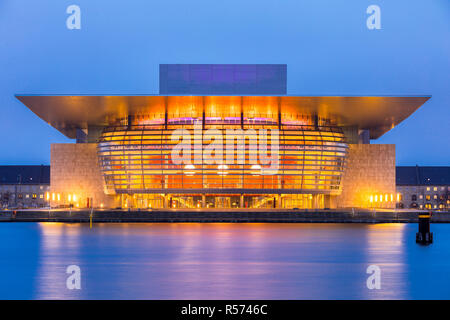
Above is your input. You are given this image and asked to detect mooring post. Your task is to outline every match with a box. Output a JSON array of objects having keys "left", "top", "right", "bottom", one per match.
[
  {"left": 416, "top": 211, "right": 433, "bottom": 244},
  {"left": 90, "top": 207, "right": 93, "bottom": 229}
]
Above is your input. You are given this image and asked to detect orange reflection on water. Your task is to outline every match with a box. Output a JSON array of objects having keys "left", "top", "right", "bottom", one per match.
[{"left": 29, "top": 223, "right": 414, "bottom": 299}]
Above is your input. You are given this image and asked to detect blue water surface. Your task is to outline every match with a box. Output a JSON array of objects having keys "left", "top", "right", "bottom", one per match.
[{"left": 0, "top": 222, "right": 449, "bottom": 299}]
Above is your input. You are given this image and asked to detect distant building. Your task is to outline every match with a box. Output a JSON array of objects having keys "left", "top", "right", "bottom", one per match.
[
  {"left": 0, "top": 165, "right": 50, "bottom": 208},
  {"left": 396, "top": 166, "right": 450, "bottom": 210}
]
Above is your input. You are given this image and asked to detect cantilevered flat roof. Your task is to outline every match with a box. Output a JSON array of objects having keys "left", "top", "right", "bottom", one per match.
[{"left": 16, "top": 95, "right": 430, "bottom": 139}]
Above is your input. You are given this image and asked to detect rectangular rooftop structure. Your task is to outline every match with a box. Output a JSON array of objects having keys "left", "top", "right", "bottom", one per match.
[{"left": 159, "top": 64, "right": 287, "bottom": 95}]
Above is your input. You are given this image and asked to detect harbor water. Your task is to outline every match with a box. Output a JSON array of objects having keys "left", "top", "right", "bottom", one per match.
[{"left": 0, "top": 222, "right": 449, "bottom": 299}]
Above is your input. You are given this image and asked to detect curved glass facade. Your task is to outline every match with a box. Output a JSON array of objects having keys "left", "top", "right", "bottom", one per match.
[{"left": 97, "top": 115, "right": 348, "bottom": 207}]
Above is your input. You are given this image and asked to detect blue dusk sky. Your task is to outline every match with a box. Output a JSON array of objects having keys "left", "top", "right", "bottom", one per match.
[{"left": 0, "top": 0, "right": 448, "bottom": 165}]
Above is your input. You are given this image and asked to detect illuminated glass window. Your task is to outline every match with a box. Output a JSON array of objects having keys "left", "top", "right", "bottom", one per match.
[{"left": 98, "top": 122, "right": 348, "bottom": 196}]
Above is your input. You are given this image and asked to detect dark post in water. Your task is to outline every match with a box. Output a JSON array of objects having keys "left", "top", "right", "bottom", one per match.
[{"left": 416, "top": 213, "right": 433, "bottom": 244}]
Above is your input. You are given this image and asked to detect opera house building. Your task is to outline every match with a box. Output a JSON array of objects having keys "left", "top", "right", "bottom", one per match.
[{"left": 16, "top": 64, "right": 430, "bottom": 210}]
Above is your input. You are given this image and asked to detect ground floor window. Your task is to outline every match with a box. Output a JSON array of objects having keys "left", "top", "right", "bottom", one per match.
[{"left": 119, "top": 193, "right": 327, "bottom": 209}]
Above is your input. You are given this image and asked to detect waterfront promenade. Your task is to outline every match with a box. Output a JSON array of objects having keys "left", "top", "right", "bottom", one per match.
[{"left": 0, "top": 208, "right": 449, "bottom": 223}]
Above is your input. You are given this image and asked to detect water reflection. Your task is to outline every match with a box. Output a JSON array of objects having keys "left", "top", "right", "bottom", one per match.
[
  {"left": 363, "top": 224, "right": 408, "bottom": 299},
  {"left": 0, "top": 222, "right": 448, "bottom": 299},
  {"left": 35, "top": 223, "right": 83, "bottom": 299}
]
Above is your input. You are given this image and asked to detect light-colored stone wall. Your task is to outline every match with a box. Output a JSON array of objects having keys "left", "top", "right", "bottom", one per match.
[
  {"left": 336, "top": 144, "right": 396, "bottom": 209},
  {"left": 50, "top": 143, "right": 118, "bottom": 208}
]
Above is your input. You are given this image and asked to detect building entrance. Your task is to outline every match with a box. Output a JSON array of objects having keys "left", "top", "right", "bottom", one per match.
[{"left": 120, "top": 193, "right": 325, "bottom": 209}]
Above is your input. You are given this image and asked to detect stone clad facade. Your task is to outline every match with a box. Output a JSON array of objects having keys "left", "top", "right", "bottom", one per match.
[
  {"left": 50, "top": 144, "right": 117, "bottom": 208},
  {"left": 337, "top": 144, "right": 396, "bottom": 209}
]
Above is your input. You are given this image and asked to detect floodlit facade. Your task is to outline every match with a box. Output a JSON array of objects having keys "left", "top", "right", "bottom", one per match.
[{"left": 17, "top": 64, "right": 430, "bottom": 210}]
